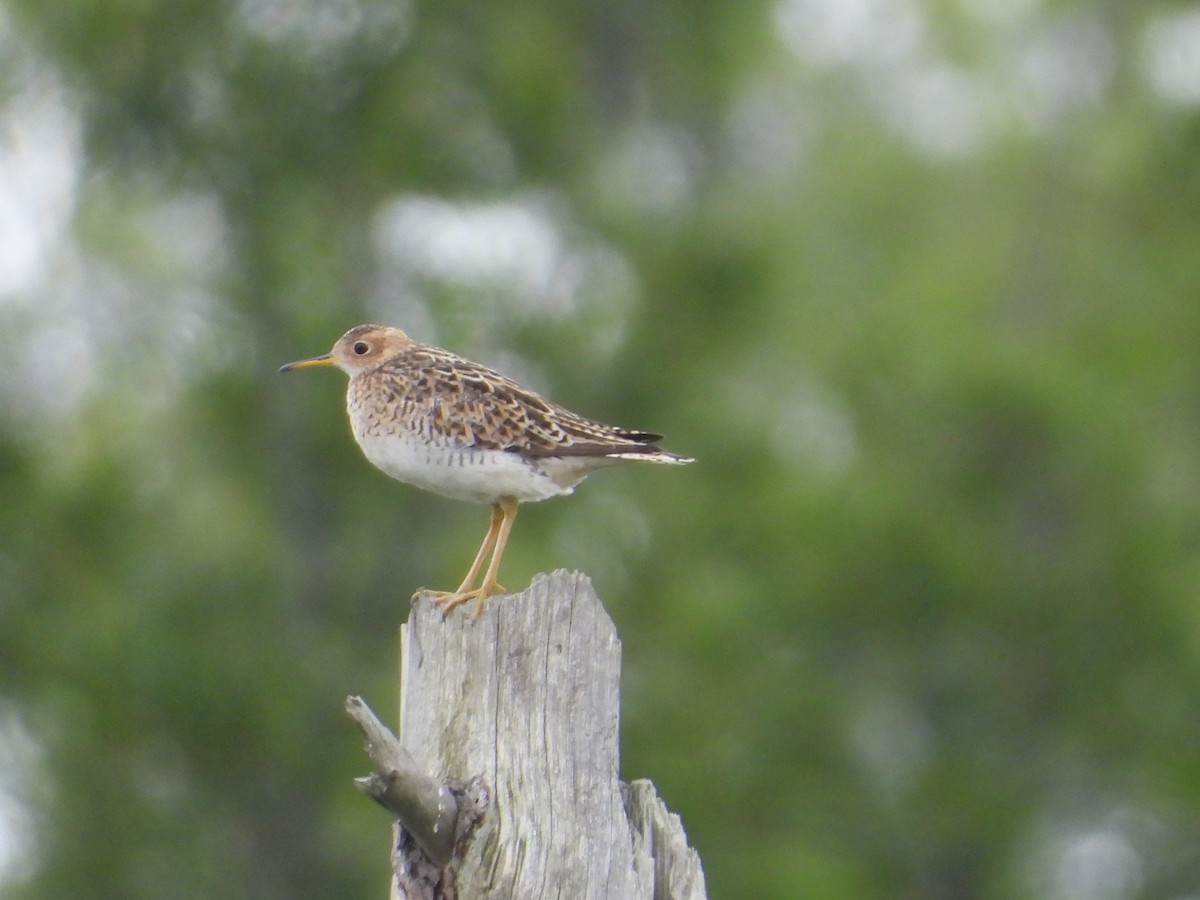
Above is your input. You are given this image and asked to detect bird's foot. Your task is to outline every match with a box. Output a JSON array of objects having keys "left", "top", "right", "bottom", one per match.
[{"left": 418, "top": 581, "right": 507, "bottom": 622}]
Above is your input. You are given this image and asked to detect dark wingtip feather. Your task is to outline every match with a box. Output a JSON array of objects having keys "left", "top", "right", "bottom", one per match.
[{"left": 619, "top": 431, "right": 665, "bottom": 444}]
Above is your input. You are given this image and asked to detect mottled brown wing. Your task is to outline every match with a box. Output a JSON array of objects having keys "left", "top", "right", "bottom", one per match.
[{"left": 386, "top": 347, "right": 664, "bottom": 458}]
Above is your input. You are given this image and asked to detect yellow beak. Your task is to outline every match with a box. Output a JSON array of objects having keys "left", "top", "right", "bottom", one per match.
[{"left": 278, "top": 353, "right": 335, "bottom": 373}]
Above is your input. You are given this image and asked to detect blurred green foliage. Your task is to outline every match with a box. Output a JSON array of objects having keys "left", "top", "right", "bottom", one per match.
[{"left": 4, "top": 0, "right": 1200, "bottom": 897}]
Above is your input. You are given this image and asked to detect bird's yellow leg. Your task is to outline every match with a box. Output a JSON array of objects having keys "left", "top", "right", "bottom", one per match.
[
  {"left": 439, "top": 497, "right": 519, "bottom": 621},
  {"left": 422, "top": 503, "right": 502, "bottom": 610},
  {"left": 453, "top": 502, "right": 504, "bottom": 595},
  {"left": 469, "top": 496, "right": 519, "bottom": 620}
]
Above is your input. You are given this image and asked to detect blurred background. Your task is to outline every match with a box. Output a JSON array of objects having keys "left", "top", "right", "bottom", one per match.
[{"left": 3, "top": 0, "right": 1200, "bottom": 897}]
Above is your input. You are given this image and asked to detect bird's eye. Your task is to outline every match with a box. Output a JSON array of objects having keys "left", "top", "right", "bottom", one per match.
[{"left": 353, "top": 341, "right": 370, "bottom": 355}]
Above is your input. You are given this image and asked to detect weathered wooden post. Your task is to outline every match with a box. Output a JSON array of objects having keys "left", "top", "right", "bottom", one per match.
[{"left": 348, "top": 569, "right": 707, "bottom": 899}]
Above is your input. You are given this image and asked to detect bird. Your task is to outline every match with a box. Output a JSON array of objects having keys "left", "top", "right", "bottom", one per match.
[{"left": 279, "top": 324, "right": 693, "bottom": 619}]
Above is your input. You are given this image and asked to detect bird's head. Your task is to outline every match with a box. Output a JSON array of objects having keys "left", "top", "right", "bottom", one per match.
[{"left": 278, "top": 324, "right": 415, "bottom": 376}]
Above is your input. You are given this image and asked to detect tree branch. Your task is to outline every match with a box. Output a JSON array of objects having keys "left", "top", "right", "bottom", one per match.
[{"left": 345, "top": 694, "right": 458, "bottom": 867}]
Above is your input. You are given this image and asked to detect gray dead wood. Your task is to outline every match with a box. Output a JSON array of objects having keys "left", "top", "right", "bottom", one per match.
[
  {"left": 346, "top": 695, "right": 459, "bottom": 865},
  {"left": 368, "top": 569, "right": 707, "bottom": 899}
]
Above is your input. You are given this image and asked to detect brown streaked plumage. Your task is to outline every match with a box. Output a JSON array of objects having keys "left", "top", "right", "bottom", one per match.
[{"left": 280, "top": 324, "right": 693, "bottom": 618}]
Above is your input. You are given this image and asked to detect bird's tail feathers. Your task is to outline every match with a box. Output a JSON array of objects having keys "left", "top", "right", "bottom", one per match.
[{"left": 605, "top": 449, "right": 694, "bottom": 465}]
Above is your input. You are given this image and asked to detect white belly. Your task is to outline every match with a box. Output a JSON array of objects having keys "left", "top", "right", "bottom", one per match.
[{"left": 353, "top": 428, "right": 576, "bottom": 504}]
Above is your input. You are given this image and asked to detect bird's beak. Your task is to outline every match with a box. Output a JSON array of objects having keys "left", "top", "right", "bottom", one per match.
[{"left": 278, "top": 353, "right": 335, "bottom": 373}]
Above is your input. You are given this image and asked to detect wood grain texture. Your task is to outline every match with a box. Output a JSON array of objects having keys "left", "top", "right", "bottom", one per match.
[{"left": 394, "top": 569, "right": 706, "bottom": 899}]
